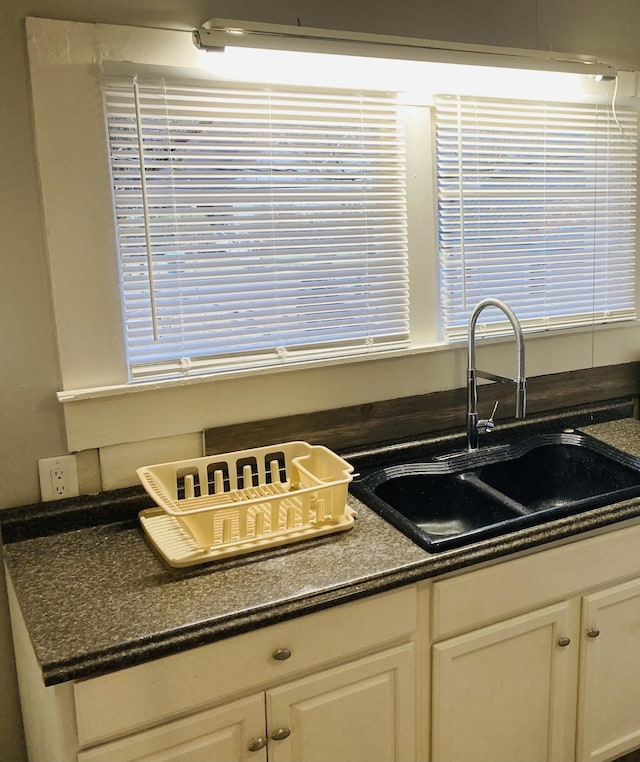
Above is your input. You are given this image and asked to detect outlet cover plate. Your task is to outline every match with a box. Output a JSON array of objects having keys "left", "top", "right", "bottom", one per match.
[{"left": 38, "top": 455, "right": 79, "bottom": 501}]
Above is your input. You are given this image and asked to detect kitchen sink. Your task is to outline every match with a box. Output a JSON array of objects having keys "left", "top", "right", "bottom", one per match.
[{"left": 349, "top": 431, "right": 640, "bottom": 551}]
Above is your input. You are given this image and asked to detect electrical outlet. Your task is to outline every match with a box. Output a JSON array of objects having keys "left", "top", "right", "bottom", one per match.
[{"left": 38, "top": 455, "right": 79, "bottom": 501}]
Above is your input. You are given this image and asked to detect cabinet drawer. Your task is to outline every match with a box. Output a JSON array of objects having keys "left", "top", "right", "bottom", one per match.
[
  {"left": 432, "top": 521, "right": 640, "bottom": 640},
  {"left": 74, "top": 585, "right": 417, "bottom": 747}
]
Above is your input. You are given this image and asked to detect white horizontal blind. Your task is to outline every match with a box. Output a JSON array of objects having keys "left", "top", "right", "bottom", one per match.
[
  {"left": 435, "top": 95, "right": 638, "bottom": 340},
  {"left": 103, "top": 78, "right": 409, "bottom": 381}
]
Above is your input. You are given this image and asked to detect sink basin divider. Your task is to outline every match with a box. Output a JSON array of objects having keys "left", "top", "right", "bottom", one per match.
[{"left": 460, "top": 472, "right": 535, "bottom": 517}]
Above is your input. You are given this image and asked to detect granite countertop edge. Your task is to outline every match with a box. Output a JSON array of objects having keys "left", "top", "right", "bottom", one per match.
[{"left": 5, "top": 403, "right": 640, "bottom": 687}]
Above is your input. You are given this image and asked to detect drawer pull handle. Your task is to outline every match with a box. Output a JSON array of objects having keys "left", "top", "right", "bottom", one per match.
[
  {"left": 272, "top": 727, "right": 291, "bottom": 741},
  {"left": 248, "top": 736, "right": 268, "bottom": 752},
  {"left": 587, "top": 627, "right": 600, "bottom": 639},
  {"left": 557, "top": 637, "right": 571, "bottom": 647},
  {"left": 272, "top": 648, "right": 292, "bottom": 661}
]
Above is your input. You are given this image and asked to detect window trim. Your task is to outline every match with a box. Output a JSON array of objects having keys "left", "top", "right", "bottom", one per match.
[{"left": 26, "top": 17, "right": 640, "bottom": 453}]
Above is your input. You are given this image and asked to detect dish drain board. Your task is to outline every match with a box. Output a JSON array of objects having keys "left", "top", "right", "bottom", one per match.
[{"left": 137, "top": 441, "right": 355, "bottom": 567}]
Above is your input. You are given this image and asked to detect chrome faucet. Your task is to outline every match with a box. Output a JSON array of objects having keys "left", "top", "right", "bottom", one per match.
[{"left": 467, "top": 298, "right": 526, "bottom": 450}]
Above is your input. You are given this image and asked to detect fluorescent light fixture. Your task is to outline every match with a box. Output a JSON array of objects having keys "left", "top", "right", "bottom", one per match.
[
  {"left": 194, "top": 46, "right": 594, "bottom": 104},
  {"left": 193, "top": 17, "right": 616, "bottom": 78}
]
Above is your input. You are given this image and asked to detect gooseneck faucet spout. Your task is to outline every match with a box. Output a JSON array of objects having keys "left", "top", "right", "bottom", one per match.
[{"left": 467, "top": 298, "right": 526, "bottom": 450}]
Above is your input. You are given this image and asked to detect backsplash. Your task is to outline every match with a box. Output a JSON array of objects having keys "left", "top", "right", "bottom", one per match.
[{"left": 204, "top": 362, "right": 640, "bottom": 455}]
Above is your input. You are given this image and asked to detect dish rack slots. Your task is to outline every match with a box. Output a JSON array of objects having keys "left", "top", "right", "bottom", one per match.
[{"left": 137, "top": 441, "right": 355, "bottom": 567}]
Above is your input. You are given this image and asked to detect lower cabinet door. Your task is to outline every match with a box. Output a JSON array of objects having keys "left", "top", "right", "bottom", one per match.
[
  {"left": 265, "top": 644, "right": 416, "bottom": 762},
  {"left": 431, "top": 600, "right": 579, "bottom": 762},
  {"left": 577, "top": 577, "right": 640, "bottom": 762},
  {"left": 77, "top": 694, "right": 267, "bottom": 762}
]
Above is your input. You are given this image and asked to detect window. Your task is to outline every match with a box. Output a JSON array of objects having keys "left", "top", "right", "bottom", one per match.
[
  {"left": 436, "top": 95, "right": 638, "bottom": 340},
  {"left": 105, "top": 75, "right": 639, "bottom": 383},
  {"left": 104, "top": 78, "right": 409, "bottom": 382}
]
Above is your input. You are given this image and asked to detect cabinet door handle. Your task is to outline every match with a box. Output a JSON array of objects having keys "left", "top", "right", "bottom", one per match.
[
  {"left": 248, "top": 736, "right": 268, "bottom": 752},
  {"left": 271, "top": 727, "right": 292, "bottom": 741},
  {"left": 272, "top": 648, "right": 292, "bottom": 661},
  {"left": 557, "top": 637, "right": 571, "bottom": 647},
  {"left": 586, "top": 627, "right": 600, "bottom": 639}
]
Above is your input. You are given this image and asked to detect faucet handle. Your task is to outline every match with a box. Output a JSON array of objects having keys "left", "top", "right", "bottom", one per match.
[{"left": 478, "top": 401, "right": 499, "bottom": 433}]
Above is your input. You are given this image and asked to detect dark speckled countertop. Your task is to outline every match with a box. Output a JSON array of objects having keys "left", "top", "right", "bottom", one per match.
[{"left": 5, "top": 406, "right": 640, "bottom": 687}]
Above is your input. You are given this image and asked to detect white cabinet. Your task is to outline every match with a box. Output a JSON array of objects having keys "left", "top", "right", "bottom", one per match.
[
  {"left": 430, "top": 522, "right": 640, "bottom": 762},
  {"left": 432, "top": 601, "right": 579, "bottom": 762},
  {"left": 267, "top": 645, "right": 415, "bottom": 762},
  {"left": 577, "top": 577, "right": 640, "bottom": 762},
  {"left": 9, "top": 585, "right": 418, "bottom": 762},
  {"left": 76, "top": 645, "right": 415, "bottom": 762}
]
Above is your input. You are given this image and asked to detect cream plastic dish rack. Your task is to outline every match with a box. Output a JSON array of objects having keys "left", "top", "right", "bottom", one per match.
[{"left": 137, "top": 441, "right": 355, "bottom": 567}]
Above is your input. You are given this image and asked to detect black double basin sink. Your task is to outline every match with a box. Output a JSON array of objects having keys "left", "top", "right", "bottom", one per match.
[{"left": 349, "top": 431, "right": 640, "bottom": 552}]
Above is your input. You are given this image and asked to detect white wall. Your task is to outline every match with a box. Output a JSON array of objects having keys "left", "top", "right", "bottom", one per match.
[{"left": 2, "top": 2, "right": 640, "bottom": 760}]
